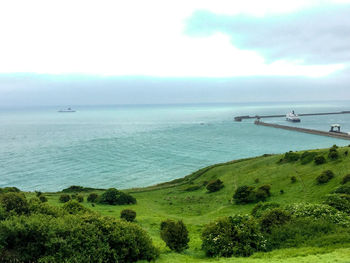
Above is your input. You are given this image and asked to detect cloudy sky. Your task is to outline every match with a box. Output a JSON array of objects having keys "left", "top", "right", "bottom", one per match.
[{"left": 0, "top": 0, "right": 349, "bottom": 105}]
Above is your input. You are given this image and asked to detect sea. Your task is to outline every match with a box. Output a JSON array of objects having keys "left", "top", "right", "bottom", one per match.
[{"left": 1, "top": 101, "right": 350, "bottom": 192}]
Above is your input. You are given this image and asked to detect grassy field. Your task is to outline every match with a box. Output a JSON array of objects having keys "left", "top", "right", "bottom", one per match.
[{"left": 33, "top": 146, "right": 350, "bottom": 263}]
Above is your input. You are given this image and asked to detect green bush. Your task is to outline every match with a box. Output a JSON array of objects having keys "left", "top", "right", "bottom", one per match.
[
  {"left": 316, "top": 170, "right": 335, "bottom": 184},
  {"left": 201, "top": 215, "right": 267, "bottom": 257},
  {"left": 300, "top": 151, "right": 317, "bottom": 164},
  {"left": 259, "top": 208, "right": 291, "bottom": 233},
  {"left": 76, "top": 194, "right": 84, "bottom": 203},
  {"left": 328, "top": 150, "right": 339, "bottom": 160},
  {"left": 255, "top": 189, "right": 269, "bottom": 202},
  {"left": 206, "top": 179, "right": 224, "bottom": 193},
  {"left": 233, "top": 186, "right": 256, "bottom": 204},
  {"left": 0, "top": 192, "right": 29, "bottom": 215},
  {"left": 39, "top": 195, "right": 48, "bottom": 202},
  {"left": 290, "top": 176, "right": 297, "bottom": 183},
  {"left": 87, "top": 193, "right": 99, "bottom": 202},
  {"left": 99, "top": 188, "right": 136, "bottom": 205},
  {"left": 333, "top": 185, "right": 350, "bottom": 194},
  {"left": 121, "top": 209, "right": 136, "bottom": 222},
  {"left": 251, "top": 202, "right": 281, "bottom": 218},
  {"left": 28, "top": 198, "right": 65, "bottom": 217},
  {"left": 314, "top": 155, "right": 326, "bottom": 165},
  {"left": 0, "top": 213, "right": 158, "bottom": 262},
  {"left": 285, "top": 203, "right": 350, "bottom": 226},
  {"left": 59, "top": 194, "right": 71, "bottom": 203},
  {"left": 342, "top": 174, "right": 350, "bottom": 185},
  {"left": 258, "top": 185, "right": 271, "bottom": 197},
  {"left": 62, "top": 185, "right": 96, "bottom": 193},
  {"left": 184, "top": 185, "right": 201, "bottom": 192},
  {"left": 283, "top": 152, "right": 300, "bottom": 162},
  {"left": 62, "top": 200, "right": 91, "bottom": 215},
  {"left": 0, "top": 187, "right": 21, "bottom": 194},
  {"left": 324, "top": 194, "right": 350, "bottom": 214},
  {"left": 160, "top": 219, "right": 189, "bottom": 252}
]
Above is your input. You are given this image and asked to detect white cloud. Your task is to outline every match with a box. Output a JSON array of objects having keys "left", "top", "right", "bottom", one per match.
[{"left": 0, "top": 0, "right": 347, "bottom": 77}]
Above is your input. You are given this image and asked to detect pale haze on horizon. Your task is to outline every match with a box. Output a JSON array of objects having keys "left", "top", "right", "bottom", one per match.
[{"left": 0, "top": 0, "right": 350, "bottom": 106}]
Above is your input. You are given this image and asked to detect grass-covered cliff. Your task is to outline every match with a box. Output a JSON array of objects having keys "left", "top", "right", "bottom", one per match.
[{"left": 3, "top": 145, "right": 350, "bottom": 262}]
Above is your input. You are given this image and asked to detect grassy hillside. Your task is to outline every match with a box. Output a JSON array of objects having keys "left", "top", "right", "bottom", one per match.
[{"left": 29, "top": 146, "right": 350, "bottom": 262}]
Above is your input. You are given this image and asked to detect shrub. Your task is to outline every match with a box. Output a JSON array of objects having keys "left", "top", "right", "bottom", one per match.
[
  {"left": 258, "top": 185, "right": 271, "bottom": 197},
  {"left": 39, "top": 195, "right": 48, "bottom": 202},
  {"left": 0, "top": 213, "right": 158, "bottom": 262},
  {"left": 280, "top": 190, "right": 284, "bottom": 194},
  {"left": 260, "top": 208, "right": 291, "bottom": 233},
  {"left": 160, "top": 219, "right": 189, "bottom": 252},
  {"left": 316, "top": 170, "right": 335, "bottom": 184},
  {"left": 185, "top": 185, "right": 201, "bottom": 192},
  {"left": 290, "top": 176, "right": 297, "bottom": 183},
  {"left": 206, "top": 179, "right": 224, "bottom": 193},
  {"left": 333, "top": 185, "right": 350, "bottom": 195},
  {"left": 233, "top": 186, "right": 257, "bottom": 204},
  {"left": 345, "top": 150, "right": 348, "bottom": 156},
  {"left": 324, "top": 194, "right": 350, "bottom": 214},
  {"left": 285, "top": 203, "right": 350, "bottom": 226},
  {"left": 120, "top": 209, "right": 137, "bottom": 222},
  {"left": 62, "top": 185, "right": 96, "bottom": 193},
  {"left": 283, "top": 152, "right": 300, "bottom": 162},
  {"left": 300, "top": 151, "right": 317, "bottom": 164},
  {"left": 76, "top": 195, "right": 84, "bottom": 203},
  {"left": 87, "top": 193, "right": 99, "bottom": 202},
  {"left": 314, "top": 155, "right": 326, "bottom": 165},
  {"left": 255, "top": 178, "right": 260, "bottom": 183},
  {"left": 342, "top": 174, "right": 350, "bottom": 185},
  {"left": 0, "top": 192, "right": 29, "bottom": 215},
  {"left": 62, "top": 200, "right": 91, "bottom": 215},
  {"left": 201, "top": 215, "right": 267, "bottom": 257},
  {"left": 255, "top": 189, "right": 269, "bottom": 202},
  {"left": 28, "top": 198, "right": 65, "bottom": 217},
  {"left": 35, "top": 191, "right": 43, "bottom": 197},
  {"left": 0, "top": 187, "right": 21, "bottom": 193},
  {"left": 328, "top": 150, "right": 339, "bottom": 160},
  {"left": 99, "top": 188, "right": 136, "bottom": 205},
  {"left": 251, "top": 202, "right": 281, "bottom": 218},
  {"left": 59, "top": 194, "right": 71, "bottom": 203}
]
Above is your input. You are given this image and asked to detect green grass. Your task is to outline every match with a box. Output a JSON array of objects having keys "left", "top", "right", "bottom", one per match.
[{"left": 33, "top": 146, "right": 350, "bottom": 262}]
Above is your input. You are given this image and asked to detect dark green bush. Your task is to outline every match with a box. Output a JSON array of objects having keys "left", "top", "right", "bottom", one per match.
[
  {"left": 0, "top": 213, "right": 158, "bottom": 262},
  {"left": 87, "top": 193, "right": 99, "bottom": 202},
  {"left": 259, "top": 208, "right": 291, "bottom": 233},
  {"left": 121, "top": 209, "right": 137, "bottom": 222},
  {"left": 0, "top": 192, "right": 29, "bottom": 215},
  {"left": 280, "top": 190, "right": 284, "bottom": 194},
  {"left": 201, "top": 215, "right": 266, "bottom": 257},
  {"left": 255, "top": 178, "right": 260, "bottom": 183},
  {"left": 328, "top": 150, "right": 339, "bottom": 160},
  {"left": 316, "top": 170, "right": 335, "bottom": 184},
  {"left": 0, "top": 187, "right": 21, "bottom": 194},
  {"left": 255, "top": 189, "right": 269, "bottom": 202},
  {"left": 206, "top": 179, "right": 224, "bottom": 193},
  {"left": 99, "top": 188, "right": 136, "bottom": 205},
  {"left": 342, "top": 174, "right": 350, "bottom": 185},
  {"left": 39, "top": 195, "right": 48, "bottom": 202},
  {"left": 76, "top": 194, "right": 84, "bottom": 203},
  {"left": 185, "top": 185, "right": 201, "bottom": 192},
  {"left": 300, "top": 151, "right": 317, "bottom": 164},
  {"left": 251, "top": 202, "right": 281, "bottom": 218},
  {"left": 314, "top": 155, "right": 326, "bottom": 165},
  {"left": 283, "top": 152, "right": 300, "bottom": 162},
  {"left": 160, "top": 219, "right": 189, "bottom": 252},
  {"left": 324, "top": 194, "right": 350, "bottom": 214},
  {"left": 333, "top": 185, "right": 350, "bottom": 195},
  {"left": 28, "top": 198, "right": 65, "bottom": 217},
  {"left": 233, "top": 186, "right": 256, "bottom": 204},
  {"left": 291, "top": 176, "right": 297, "bottom": 183},
  {"left": 59, "top": 194, "right": 71, "bottom": 203},
  {"left": 62, "top": 185, "right": 97, "bottom": 193},
  {"left": 35, "top": 191, "right": 42, "bottom": 197},
  {"left": 62, "top": 200, "right": 91, "bottom": 215},
  {"left": 258, "top": 185, "right": 271, "bottom": 197}
]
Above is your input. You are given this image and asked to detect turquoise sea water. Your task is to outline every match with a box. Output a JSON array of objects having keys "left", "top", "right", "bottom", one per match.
[{"left": 1, "top": 101, "right": 350, "bottom": 192}]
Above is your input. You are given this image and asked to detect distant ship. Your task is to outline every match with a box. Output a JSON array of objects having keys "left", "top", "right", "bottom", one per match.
[
  {"left": 58, "top": 107, "right": 76, "bottom": 113},
  {"left": 286, "top": 110, "right": 300, "bottom": 122}
]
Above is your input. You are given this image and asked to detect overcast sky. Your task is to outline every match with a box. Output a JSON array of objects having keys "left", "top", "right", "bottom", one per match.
[{"left": 0, "top": 0, "right": 349, "bottom": 106}]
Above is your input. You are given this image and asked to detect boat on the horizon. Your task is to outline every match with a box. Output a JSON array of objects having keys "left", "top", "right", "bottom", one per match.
[
  {"left": 286, "top": 110, "right": 300, "bottom": 122},
  {"left": 58, "top": 107, "right": 76, "bottom": 113}
]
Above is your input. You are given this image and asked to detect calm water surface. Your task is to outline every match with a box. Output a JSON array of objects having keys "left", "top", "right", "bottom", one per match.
[{"left": 1, "top": 102, "right": 350, "bottom": 191}]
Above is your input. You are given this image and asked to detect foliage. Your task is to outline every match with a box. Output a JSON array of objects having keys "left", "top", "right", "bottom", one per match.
[
  {"left": 316, "top": 170, "right": 335, "bottom": 184},
  {"left": 87, "top": 193, "right": 99, "bottom": 202},
  {"left": 285, "top": 203, "right": 350, "bottom": 226},
  {"left": 99, "top": 188, "right": 136, "bottom": 205},
  {"left": 342, "top": 174, "right": 350, "bottom": 185},
  {"left": 184, "top": 185, "right": 201, "bottom": 192},
  {"left": 258, "top": 185, "right": 271, "bottom": 197},
  {"left": 333, "top": 185, "right": 350, "bottom": 195},
  {"left": 28, "top": 198, "right": 65, "bottom": 217},
  {"left": 251, "top": 202, "right": 281, "bottom": 218},
  {"left": 0, "top": 187, "right": 21, "bottom": 194},
  {"left": 206, "top": 179, "right": 224, "bottom": 193},
  {"left": 314, "top": 155, "right": 326, "bottom": 165},
  {"left": 233, "top": 186, "right": 257, "bottom": 204},
  {"left": 76, "top": 194, "right": 84, "bottom": 202},
  {"left": 201, "top": 215, "right": 267, "bottom": 257},
  {"left": 259, "top": 208, "right": 291, "bottom": 233},
  {"left": 300, "top": 151, "right": 317, "bottom": 165},
  {"left": 282, "top": 152, "right": 300, "bottom": 162},
  {"left": 62, "top": 200, "right": 92, "bottom": 215},
  {"left": 290, "top": 176, "right": 297, "bottom": 183},
  {"left": 39, "top": 195, "right": 48, "bottom": 202},
  {"left": 0, "top": 192, "right": 29, "bottom": 215},
  {"left": 59, "top": 194, "right": 71, "bottom": 203},
  {"left": 324, "top": 194, "right": 350, "bottom": 214},
  {"left": 160, "top": 219, "right": 189, "bottom": 252},
  {"left": 328, "top": 150, "right": 339, "bottom": 160},
  {"left": 120, "top": 209, "right": 136, "bottom": 222},
  {"left": 62, "top": 185, "right": 98, "bottom": 193},
  {"left": 0, "top": 213, "right": 158, "bottom": 263}
]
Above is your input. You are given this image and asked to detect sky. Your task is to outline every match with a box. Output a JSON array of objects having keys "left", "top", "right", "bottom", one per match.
[{"left": 0, "top": 0, "right": 349, "bottom": 106}]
